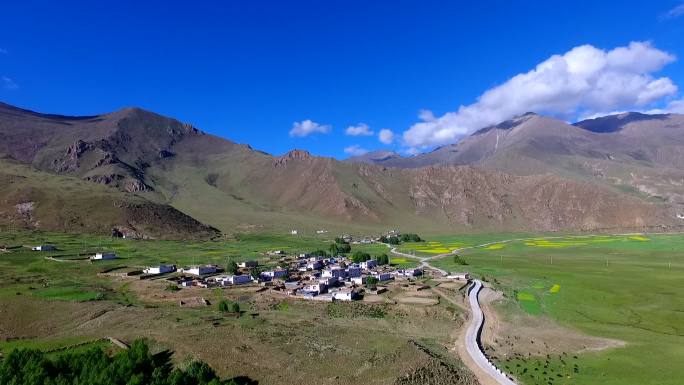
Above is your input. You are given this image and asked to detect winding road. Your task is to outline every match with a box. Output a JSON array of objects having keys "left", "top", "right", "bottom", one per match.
[
  {"left": 385, "top": 243, "right": 517, "bottom": 384},
  {"left": 465, "top": 280, "right": 518, "bottom": 385}
]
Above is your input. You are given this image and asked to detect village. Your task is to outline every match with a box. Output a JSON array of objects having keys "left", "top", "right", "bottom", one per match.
[{"left": 30, "top": 231, "right": 470, "bottom": 305}]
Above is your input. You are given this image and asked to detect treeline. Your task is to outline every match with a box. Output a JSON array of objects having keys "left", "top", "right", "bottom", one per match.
[
  {"left": 0, "top": 340, "right": 244, "bottom": 385},
  {"left": 379, "top": 233, "right": 422, "bottom": 245}
]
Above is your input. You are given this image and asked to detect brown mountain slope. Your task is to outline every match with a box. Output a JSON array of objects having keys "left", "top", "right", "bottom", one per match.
[
  {"left": 0, "top": 102, "right": 678, "bottom": 234},
  {"left": 352, "top": 112, "right": 684, "bottom": 213},
  {"left": 0, "top": 159, "right": 218, "bottom": 239}
]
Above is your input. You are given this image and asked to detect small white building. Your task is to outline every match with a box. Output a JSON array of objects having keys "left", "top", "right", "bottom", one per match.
[
  {"left": 303, "top": 282, "right": 327, "bottom": 294},
  {"left": 261, "top": 269, "right": 288, "bottom": 279},
  {"left": 322, "top": 267, "right": 346, "bottom": 279},
  {"left": 360, "top": 260, "right": 378, "bottom": 270},
  {"left": 306, "top": 260, "right": 323, "bottom": 270},
  {"left": 90, "top": 252, "right": 117, "bottom": 260},
  {"left": 350, "top": 276, "right": 363, "bottom": 286},
  {"left": 446, "top": 272, "right": 470, "bottom": 281},
  {"left": 227, "top": 275, "right": 253, "bottom": 285},
  {"left": 372, "top": 272, "right": 393, "bottom": 282},
  {"left": 238, "top": 260, "right": 258, "bottom": 268},
  {"left": 184, "top": 265, "right": 217, "bottom": 276},
  {"left": 31, "top": 245, "right": 56, "bottom": 251},
  {"left": 331, "top": 288, "right": 357, "bottom": 301},
  {"left": 291, "top": 230, "right": 299, "bottom": 235},
  {"left": 144, "top": 265, "right": 176, "bottom": 274},
  {"left": 316, "top": 229, "right": 328, "bottom": 234},
  {"left": 396, "top": 268, "right": 422, "bottom": 277}
]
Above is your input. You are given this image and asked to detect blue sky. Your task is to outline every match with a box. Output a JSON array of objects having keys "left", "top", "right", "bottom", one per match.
[{"left": 1, "top": 1, "right": 683, "bottom": 158}]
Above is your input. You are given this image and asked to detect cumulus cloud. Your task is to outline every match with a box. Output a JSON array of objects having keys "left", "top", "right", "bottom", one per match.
[
  {"left": 665, "top": 2, "right": 684, "bottom": 18},
  {"left": 378, "top": 129, "right": 395, "bottom": 144},
  {"left": 2, "top": 76, "right": 18, "bottom": 90},
  {"left": 646, "top": 98, "right": 684, "bottom": 114},
  {"left": 344, "top": 144, "right": 369, "bottom": 156},
  {"left": 403, "top": 41, "right": 678, "bottom": 148},
  {"left": 345, "top": 123, "right": 373, "bottom": 136},
  {"left": 289, "top": 119, "right": 331, "bottom": 137}
]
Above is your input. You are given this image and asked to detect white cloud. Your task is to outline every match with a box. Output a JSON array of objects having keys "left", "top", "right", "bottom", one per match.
[
  {"left": 378, "top": 129, "right": 395, "bottom": 144},
  {"left": 345, "top": 123, "right": 373, "bottom": 136},
  {"left": 403, "top": 41, "right": 678, "bottom": 148},
  {"left": 0, "top": 48, "right": 7, "bottom": 54},
  {"left": 344, "top": 144, "right": 369, "bottom": 156},
  {"left": 289, "top": 119, "right": 331, "bottom": 137},
  {"left": 2, "top": 76, "right": 18, "bottom": 90},
  {"left": 665, "top": 2, "right": 684, "bottom": 18},
  {"left": 646, "top": 98, "right": 684, "bottom": 114}
]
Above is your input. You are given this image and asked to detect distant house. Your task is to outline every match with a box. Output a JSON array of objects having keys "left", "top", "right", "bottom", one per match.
[
  {"left": 331, "top": 288, "right": 358, "bottom": 301},
  {"left": 396, "top": 268, "right": 422, "bottom": 277},
  {"left": 322, "top": 267, "right": 346, "bottom": 279},
  {"left": 342, "top": 234, "right": 353, "bottom": 243},
  {"left": 316, "top": 229, "right": 328, "bottom": 234},
  {"left": 267, "top": 250, "right": 285, "bottom": 256},
  {"left": 350, "top": 276, "right": 363, "bottom": 286},
  {"left": 291, "top": 230, "right": 299, "bottom": 235},
  {"left": 261, "top": 269, "right": 288, "bottom": 279},
  {"left": 31, "top": 245, "right": 56, "bottom": 251},
  {"left": 238, "top": 260, "right": 258, "bottom": 268},
  {"left": 90, "top": 252, "right": 117, "bottom": 260},
  {"left": 184, "top": 265, "right": 217, "bottom": 276},
  {"left": 360, "top": 260, "right": 377, "bottom": 270},
  {"left": 303, "top": 282, "right": 327, "bottom": 294},
  {"left": 306, "top": 260, "right": 323, "bottom": 271},
  {"left": 446, "top": 272, "right": 470, "bottom": 281},
  {"left": 346, "top": 266, "right": 362, "bottom": 278},
  {"left": 372, "top": 272, "right": 393, "bottom": 282},
  {"left": 226, "top": 275, "right": 253, "bottom": 285},
  {"left": 319, "top": 276, "right": 339, "bottom": 286},
  {"left": 144, "top": 264, "right": 176, "bottom": 274}
]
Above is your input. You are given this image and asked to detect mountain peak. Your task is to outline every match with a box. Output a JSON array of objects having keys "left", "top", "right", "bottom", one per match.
[
  {"left": 472, "top": 111, "right": 539, "bottom": 136},
  {"left": 574, "top": 111, "right": 669, "bottom": 133}
]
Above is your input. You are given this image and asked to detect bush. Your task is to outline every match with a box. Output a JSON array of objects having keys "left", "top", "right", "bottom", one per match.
[
  {"left": 225, "top": 260, "right": 238, "bottom": 275},
  {"left": 375, "top": 254, "right": 389, "bottom": 266},
  {"left": 334, "top": 237, "right": 349, "bottom": 244},
  {"left": 400, "top": 233, "right": 422, "bottom": 242},
  {"left": 351, "top": 251, "right": 371, "bottom": 263},
  {"left": 218, "top": 299, "right": 240, "bottom": 313},
  {"left": 453, "top": 255, "right": 468, "bottom": 265},
  {"left": 166, "top": 284, "right": 181, "bottom": 292}
]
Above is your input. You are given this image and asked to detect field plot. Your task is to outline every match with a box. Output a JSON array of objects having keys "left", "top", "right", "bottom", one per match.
[{"left": 431, "top": 234, "right": 684, "bottom": 385}]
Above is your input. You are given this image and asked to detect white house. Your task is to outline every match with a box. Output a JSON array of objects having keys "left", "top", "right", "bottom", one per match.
[
  {"left": 350, "top": 276, "right": 363, "bottom": 286},
  {"left": 396, "top": 268, "right": 422, "bottom": 277},
  {"left": 291, "top": 230, "right": 299, "bottom": 235},
  {"left": 184, "top": 265, "right": 217, "bottom": 276},
  {"left": 319, "top": 276, "right": 339, "bottom": 286},
  {"left": 331, "top": 288, "right": 357, "bottom": 301},
  {"left": 229, "top": 275, "right": 253, "bottom": 285},
  {"left": 31, "top": 245, "right": 56, "bottom": 251},
  {"left": 261, "top": 269, "right": 288, "bottom": 279},
  {"left": 306, "top": 260, "right": 323, "bottom": 270},
  {"left": 372, "top": 272, "right": 393, "bottom": 281},
  {"left": 238, "top": 260, "right": 258, "bottom": 268},
  {"left": 360, "top": 260, "right": 378, "bottom": 270},
  {"left": 144, "top": 264, "right": 176, "bottom": 274},
  {"left": 90, "top": 252, "right": 117, "bottom": 260},
  {"left": 446, "top": 272, "right": 470, "bottom": 281},
  {"left": 303, "top": 282, "right": 327, "bottom": 294},
  {"left": 322, "top": 267, "right": 346, "bottom": 279}
]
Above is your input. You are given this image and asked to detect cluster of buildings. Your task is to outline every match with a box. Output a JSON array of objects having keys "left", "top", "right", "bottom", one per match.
[
  {"left": 275, "top": 253, "right": 423, "bottom": 302},
  {"left": 141, "top": 251, "right": 424, "bottom": 302}
]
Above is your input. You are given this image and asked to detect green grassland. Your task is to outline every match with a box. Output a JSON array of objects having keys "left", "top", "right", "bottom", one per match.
[{"left": 419, "top": 234, "right": 684, "bottom": 385}]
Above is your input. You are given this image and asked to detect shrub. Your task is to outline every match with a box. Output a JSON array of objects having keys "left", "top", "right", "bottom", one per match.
[
  {"left": 453, "top": 255, "right": 468, "bottom": 265},
  {"left": 218, "top": 299, "right": 240, "bottom": 313}
]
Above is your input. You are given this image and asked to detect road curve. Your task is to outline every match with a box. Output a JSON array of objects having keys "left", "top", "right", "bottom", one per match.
[{"left": 466, "top": 280, "right": 518, "bottom": 385}]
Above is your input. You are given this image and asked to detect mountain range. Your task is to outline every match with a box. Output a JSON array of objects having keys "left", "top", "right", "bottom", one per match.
[{"left": 0, "top": 101, "right": 681, "bottom": 239}]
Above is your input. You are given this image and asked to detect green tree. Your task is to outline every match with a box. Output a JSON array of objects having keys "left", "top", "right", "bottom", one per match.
[
  {"left": 364, "top": 276, "right": 379, "bottom": 290},
  {"left": 329, "top": 243, "right": 339, "bottom": 257},
  {"left": 453, "top": 255, "right": 468, "bottom": 265},
  {"left": 226, "top": 259, "right": 238, "bottom": 275},
  {"left": 375, "top": 253, "right": 390, "bottom": 265},
  {"left": 337, "top": 243, "right": 351, "bottom": 253},
  {"left": 351, "top": 251, "right": 371, "bottom": 263}
]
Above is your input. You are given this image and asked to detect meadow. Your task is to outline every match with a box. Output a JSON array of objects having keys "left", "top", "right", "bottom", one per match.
[{"left": 416, "top": 233, "right": 684, "bottom": 385}]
